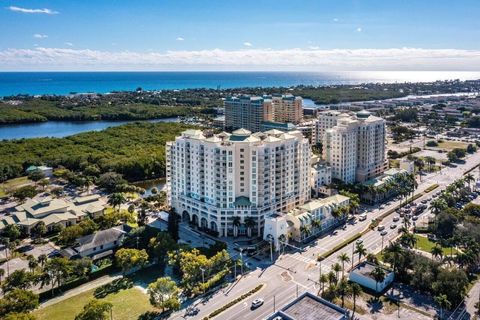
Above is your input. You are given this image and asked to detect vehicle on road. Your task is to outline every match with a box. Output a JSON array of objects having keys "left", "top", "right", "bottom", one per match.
[
  {"left": 359, "top": 214, "right": 367, "bottom": 221},
  {"left": 251, "top": 298, "right": 264, "bottom": 309},
  {"left": 377, "top": 225, "right": 385, "bottom": 231},
  {"left": 393, "top": 216, "right": 400, "bottom": 222},
  {"left": 412, "top": 216, "right": 419, "bottom": 221},
  {"left": 380, "top": 230, "right": 388, "bottom": 236},
  {"left": 356, "top": 239, "right": 363, "bottom": 245},
  {"left": 390, "top": 224, "right": 397, "bottom": 229}
]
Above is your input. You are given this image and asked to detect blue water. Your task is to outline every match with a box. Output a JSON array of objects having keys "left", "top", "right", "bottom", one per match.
[
  {"left": 1, "top": 71, "right": 480, "bottom": 97},
  {"left": 0, "top": 117, "right": 179, "bottom": 140}
]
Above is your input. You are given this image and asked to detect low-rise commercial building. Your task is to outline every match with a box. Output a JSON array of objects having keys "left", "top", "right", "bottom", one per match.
[
  {"left": 349, "top": 262, "right": 394, "bottom": 293},
  {"left": 266, "top": 292, "right": 349, "bottom": 320}
]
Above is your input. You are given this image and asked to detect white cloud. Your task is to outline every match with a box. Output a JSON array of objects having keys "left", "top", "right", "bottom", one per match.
[
  {"left": 65, "top": 42, "right": 74, "bottom": 47},
  {"left": 356, "top": 27, "right": 363, "bottom": 32},
  {"left": 0, "top": 47, "right": 479, "bottom": 71},
  {"left": 176, "top": 37, "right": 184, "bottom": 41},
  {"left": 33, "top": 34, "right": 48, "bottom": 39},
  {"left": 7, "top": 6, "right": 59, "bottom": 14},
  {"left": 243, "top": 42, "right": 253, "bottom": 47},
  {"left": 308, "top": 46, "right": 320, "bottom": 50},
  {"left": 333, "top": 18, "right": 339, "bottom": 22}
]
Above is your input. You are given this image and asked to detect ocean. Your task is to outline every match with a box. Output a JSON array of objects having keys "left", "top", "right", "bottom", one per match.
[{"left": 1, "top": 71, "right": 480, "bottom": 97}]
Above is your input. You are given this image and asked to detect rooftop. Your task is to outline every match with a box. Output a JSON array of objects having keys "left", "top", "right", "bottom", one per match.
[
  {"left": 267, "top": 292, "right": 348, "bottom": 320},
  {"left": 350, "top": 262, "right": 393, "bottom": 280}
]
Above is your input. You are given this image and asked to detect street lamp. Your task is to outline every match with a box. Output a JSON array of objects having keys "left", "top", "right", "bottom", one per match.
[
  {"left": 200, "top": 267, "right": 205, "bottom": 294},
  {"left": 239, "top": 249, "right": 244, "bottom": 276}
]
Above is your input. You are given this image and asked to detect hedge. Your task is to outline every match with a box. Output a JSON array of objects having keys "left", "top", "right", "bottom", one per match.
[
  {"left": 203, "top": 284, "right": 264, "bottom": 319},
  {"left": 39, "top": 264, "right": 118, "bottom": 301},
  {"left": 318, "top": 233, "right": 362, "bottom": 261},
  {"left": 424, "top": 184, "right": 439, "bottom": 193}
]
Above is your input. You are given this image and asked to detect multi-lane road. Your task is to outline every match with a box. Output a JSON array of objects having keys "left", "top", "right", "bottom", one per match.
[{"left": 171, "top": 151, "right": 480, "bottom": 320}]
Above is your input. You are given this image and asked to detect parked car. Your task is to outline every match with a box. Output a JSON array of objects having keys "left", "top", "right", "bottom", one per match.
[
  {"left": 251, "top": 298, "right": 264, "bottom": 309},
  {"left": 390, "top": 224, "right": 397, "bottom": 229}
]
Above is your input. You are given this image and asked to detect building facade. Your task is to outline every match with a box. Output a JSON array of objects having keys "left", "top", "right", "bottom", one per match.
[
  {"left": 224, "top": 94, "right": 303, "bottom": 133},
  {"left": 166, "top": 128, "right": 311, "bottom": 237},
  {"left": 224, "top": 96, "right": 273, "bottom": 132},
  {"left": 270, "top": 94, "right": 303, "bottom": 124},
  {"left": 321, "top": 110, "right": 387, "bottom": 184}
]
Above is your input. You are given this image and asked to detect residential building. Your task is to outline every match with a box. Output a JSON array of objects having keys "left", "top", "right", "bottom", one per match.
[
  {"left": 224, "top": 95, "right": 273, "bottom": 132},
  {"left": 224, "top": 94, "right": 303, "bottom": 133},
  {"left": 361, "top": 168, "right": 408, "bottom": 203},
  {"left": 60, "top": 224, "right": 131, "bottom": 260},
  {"left": 270, "top": 94, "right": 303, "bottom": 124},
  {"left": 0, "top": 194, "right": 106, "bottom": 234},
  {"left": 261, "top": 121, "right": 296, "bottom": 132},
  {"left": 311, "top": 162, "right": 332, "bottom": 196},
  {"left": 263, "top": 194, "right": 350, "bottom": 245},
  {"left": 349, "top": 262, "right": 394, "bottom": 293},
  {"left": 166, "top": 128, "right": 311, "bottom": 237},
  {"left": 314, "top": 110, "right": 343, "bottom": 144},
  {"left": 266, "top": 292, "right": 349, "bottom": 320},
  {"left": 322, "top": 110, "right": 387, "bottom": 184}
]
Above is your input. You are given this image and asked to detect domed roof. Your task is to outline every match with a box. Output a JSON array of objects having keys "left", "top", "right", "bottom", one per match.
[{"left": 356, "top": 110, "right": 371, "bottom": 119}]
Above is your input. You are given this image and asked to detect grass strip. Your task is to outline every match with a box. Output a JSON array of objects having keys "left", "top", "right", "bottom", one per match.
[{"left": 203, "top": 284, "right": 264, "bottom": 319}]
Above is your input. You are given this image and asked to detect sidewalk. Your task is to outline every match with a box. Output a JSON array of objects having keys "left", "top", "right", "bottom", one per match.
[{"left": 39, "top": 273, "right": 122, "bottom": 308}]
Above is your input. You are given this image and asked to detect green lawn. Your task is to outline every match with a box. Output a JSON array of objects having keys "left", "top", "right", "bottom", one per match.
[
  {"left": 0, "top": 176, "right": 32, "bottom": 197},
  {"left": 437, "top": 141, "right": 468, "bottom": 151},
  {"left": 34, "top": 286, "right": 156, "bottom": 320},
  {"left": 414, "top": 234, "right": 458, "bottom": 255}
]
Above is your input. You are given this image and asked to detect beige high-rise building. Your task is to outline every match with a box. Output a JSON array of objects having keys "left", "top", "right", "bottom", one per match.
[
  {"left": 166, "top": 128, "right": 311, "bottom": 237},
  {"left": 224, "top": 96, "right": 273, "bottom": 132},
  {"left": 322, "top": 110, "right": 386, "bottom": 184},
  {"left": 224, "top": 94, "right": 303, "bottom": 133},
  {"left": 270, "top": 94, "right": 303, "bottom": 124}
]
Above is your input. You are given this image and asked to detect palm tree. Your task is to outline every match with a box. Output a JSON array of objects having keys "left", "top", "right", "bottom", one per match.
[
  {"left": 366, "top": 253, "right": 379, "bottom": 265},
  {"left": 244, "top": 217, "right": 255, "bottom": 237},
  {"left": 430, "top": 245, "right": 444, "bottom": 262},
  {"left": 465, "top": 173, "right": 475, "bottom": 191},
  {"left": 350, "top": 282, "right": 363, "bottom": 318},
  {"left": 354, "top": 243, "right": 367, "bottom": 263},
  {"left": 28, "top": 256, "right": 38, "bottom": 274},
  {"left": 311, "top": 218, "right": 321, "bottom": 235},
  {"left": 232, "top": 216, "right": 241, "bottom": 237},
  {"left": 338, "top": 253, "right": 350, "bottom": 279},
  {"left": 327, "top": 271, "right": 337, "bottom": 286},
  {"left": 400, "top": 232, "right": 417, "bottom": 249},
  {"left": 38, "top": 254, "right": 47, "bottom": 268},
  {"left": 337, "top": 279, "right": 352, "bottom": 308},
  {"left": 319, "top": 273, "right": 328, "bottom": 294},
  {"left": 300, "top": 225, "right": 311, "bottom": 241},
  {"left": 370, "top": 266, "right": 386, "bottom": 299},
  {"left": 430, "top": 198, "right": 447, "bottom": 215},
  {"left": 332, "top": 263, "right": 342, "bottom": 282},
  {"left": 107, "top": 192, "right": 126, "bottom": 212},
  {"left": 434, "top": 294, "right": 451, "bottom": 320}
]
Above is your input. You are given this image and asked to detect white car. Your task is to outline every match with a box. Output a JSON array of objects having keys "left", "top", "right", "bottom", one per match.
[
  {"left": 393, "top": 216, "right": 400, "bottom": 222},
  {"left": 251, "top": 298, "right": 264, "bottom": 309}
]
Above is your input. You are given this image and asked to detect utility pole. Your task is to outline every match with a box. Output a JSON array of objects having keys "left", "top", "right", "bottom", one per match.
[
  {"left": 270, "top": 239, "right": 273, "bottom": 262},
  {"left": 273, "top": 295, "right": 276, "bottom": 313}
]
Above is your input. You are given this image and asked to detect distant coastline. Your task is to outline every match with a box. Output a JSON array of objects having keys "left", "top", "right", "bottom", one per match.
[{"left": 1, "top": 71, "right": 480, "bottom": 97}]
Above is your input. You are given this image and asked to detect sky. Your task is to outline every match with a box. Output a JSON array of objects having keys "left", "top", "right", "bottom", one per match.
[{"left": 0, "top": 0, "right": 480, "bottom": 71}]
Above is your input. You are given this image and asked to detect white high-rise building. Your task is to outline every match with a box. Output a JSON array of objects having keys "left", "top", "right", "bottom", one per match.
[
  {"left": 321, "top": 110, "right": 386, "bottom": 184},
  {"left": 166, "top": 128, "right": 311, "bottom": 237}
]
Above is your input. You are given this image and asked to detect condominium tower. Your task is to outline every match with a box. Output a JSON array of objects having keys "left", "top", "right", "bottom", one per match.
[
  {"left": 166, "top": 128, "right": 311, "bottom": 237},
  {"left": 224, "top": 94, "right": 303, "bottom": 132},
  {"left": 322, "top": 110, "right": 386, "bottom": 184}
]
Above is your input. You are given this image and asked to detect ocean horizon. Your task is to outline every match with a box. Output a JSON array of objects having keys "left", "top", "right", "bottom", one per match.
[{"left": 1, "top": 71, "right": 480, "bottom": 97}]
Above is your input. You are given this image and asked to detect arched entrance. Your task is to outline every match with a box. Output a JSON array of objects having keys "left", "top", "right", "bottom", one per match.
[
  {"left": 192, "top": 214, "right": 199, "bottom": 226},
  {"left": 182, "top": 210, "right": 190, "bottom": 223},
  {"left": 210, "top": 221, "right": 218, "bottom": 232},
  {"left": 200, "top": 217, "right": 208, "bottom": 229}
]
